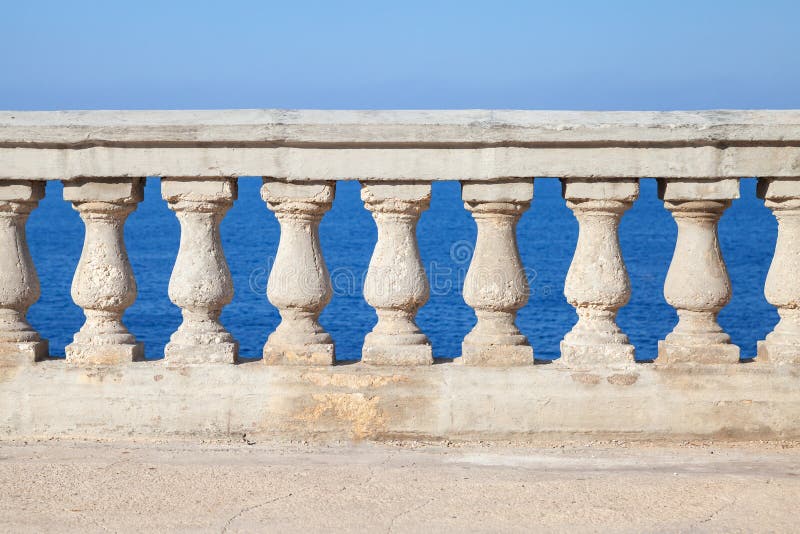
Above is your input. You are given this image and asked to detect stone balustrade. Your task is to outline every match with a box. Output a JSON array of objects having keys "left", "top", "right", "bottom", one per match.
[{"left": 1, "top": 110, "right": 800, "bottom": 442}]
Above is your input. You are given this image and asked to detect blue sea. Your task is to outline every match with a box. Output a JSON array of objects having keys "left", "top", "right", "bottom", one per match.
[{"left": 25, "top": 178, "right": 776, "bottom": 361}]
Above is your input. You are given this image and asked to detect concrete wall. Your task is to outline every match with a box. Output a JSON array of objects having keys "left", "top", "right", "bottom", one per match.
[{"left": 2, "top": 361, "right": 798, "bottom": 442}]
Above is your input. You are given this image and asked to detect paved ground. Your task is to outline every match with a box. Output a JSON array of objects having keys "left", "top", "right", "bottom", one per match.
[{"left": 0, "top": 439, "right": 799, "bottom": 533}]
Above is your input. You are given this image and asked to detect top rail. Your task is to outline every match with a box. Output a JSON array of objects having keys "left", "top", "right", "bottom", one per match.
[{"left": 1, "top": 109, "right": 800, "bottom": 180}]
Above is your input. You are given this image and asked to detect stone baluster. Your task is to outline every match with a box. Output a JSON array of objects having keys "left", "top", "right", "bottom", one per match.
[
  {"left": 262, "top": 180, "right": 335, "bottom": 365},
  {"left": 757, "top": 178, "right": 800, "bottom": 364},
  {"left": 361, "top": 182, "right": 432, "bottom": 365},
  {"left": 560, "top": 179, "right": 638, "bottom": 365},
  {"left": 461, "top": 180, "right": 533, "bottom": 366},
  {"left": 162, "top": 178, "right": 238, "bottom": 364},
  {"left": 63, "top": 178, "right": 144, "bottom": 365},
  {"left": 0, "top": 180, "right": 48, "bottom": 365},
  {"left": 658, "top": 179, "right": 740, "bottom": 363}
]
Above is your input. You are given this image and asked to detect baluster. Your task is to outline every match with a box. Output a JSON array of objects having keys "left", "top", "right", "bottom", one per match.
[
  {"left": 658, "top": 179, "right": 740, "bottom": 363},
  {"left": 758, "top": 178, "right": 800, "bottom": 363},
  {"left": 63, "top": 178, "right": 144, "bottom": 365},
  {"left": 461, "top": 180, "right": 533, "bottom": 365},
  {"left": 560, "top": 179, "right": 637, "bottom": 365},
  {"left": 262, "top": 180, "right": 335, "bottom": 365},
  {"left": 0, "top": 180, "right": 48, "bottom": 365},
  {"left": 361, "top": 182, "right": 432, "bottom": 365},
  {"left": 162, "top": 178, "right": 238, "bottom": 364}
]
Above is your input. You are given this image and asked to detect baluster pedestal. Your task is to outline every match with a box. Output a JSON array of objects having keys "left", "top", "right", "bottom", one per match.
[
  {"left": 63, "top": 178, "right": 144, "bottom": 365},
  {"left": 658, "top": 179, "right": 740, "bottom": 363},
  {"left": 461, "top": 180, "right": 533, "bottom": 366},
  {"left": 0, "top": 180, "right": 48, "bottom": 365},
  {"left": 560, "top": 179, "right": 637, "bottom": 365}
]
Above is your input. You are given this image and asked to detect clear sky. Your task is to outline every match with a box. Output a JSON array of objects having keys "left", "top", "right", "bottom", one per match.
[{"left": 2, "top": 0, "right": 799, "bottom": 110}]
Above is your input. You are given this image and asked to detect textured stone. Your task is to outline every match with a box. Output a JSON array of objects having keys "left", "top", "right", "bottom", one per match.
[
  {"left": 560, "top": 179, "right": 638, "bottom": 365},
  {"left": 461, "top": 180, "right": 533, "bottom": 366},
  {"left": 3, "top": 111, "right": 800, "bottom": 180},
  {"left": 0, "top": 180, "right": 47, "bottom": 366},
  {"left": 361, "top": 182, "right": 432, "bottom": 366},
  {"left": 261, "top": 180, "right": 335, "bottom": 365},
  {"left": 658, "top": 179, "right": 740, "bottom": 364},
  {"left": 757, "top": 177, "right": 800, "bottom": 363},
  {"left": 162, "top": 177, "right": 238, "bottom": 365},
  {"left": 559, "top": 343, "right": 636, "bottom": 367},
  {"left": 63, "top": 177, "right": 144, "bottom": 366},
  {"left": 1, "top": 362, "right": 800, "bottom": 441},
  {"left": 460, "top": 344, "right": 532, "bottom": 366}
]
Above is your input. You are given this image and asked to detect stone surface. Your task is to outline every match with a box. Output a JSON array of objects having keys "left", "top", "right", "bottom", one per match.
[
  {"left": 658, "top": 179, "right": 740, "bottom": 363},
  {"left": 64, "top": 342, "right": 144, "bottom": 366},
  {"left": 361, "top": 344, "right": 433, "bottom": 366},
  {"left": 2, "top": 361, "right": 800, "bottom": 441},
  {"left": 63, "top": 177, "right": 145, "bottom": 366},
  {"left": 263, "top": 343, "right": 334, "bottom": 366},
  {"left": 361, "top": 182, "right": 432, "bottom": 366},
  {"left": 2, "top": 440, "right": 800, "bottom": 533},
  {"left": 163, "top": 177, "right": 238, "bottom": 364},
  {"left": 658, "top": 341, "right": 741, "bottom": 364},
  {"left": 164, "top": 341, "right": 238, "bottom": 366},
  {"left": 2, "top": 109, "right": 800, "bottom": 144},
  {"left": 261, "top": 180, "right": 335, "bottom": 365},
  {"left": 460, "top": 343, "right": 532, "bottom": 366},
  {"left": 559, "top": 342, "right": 636, "bottom": 367},
  {"left": 560, "top": 179, "right": 638, "bottom": 364},
  {"left": 461, "top": 179, "right": 534, "bottom": 203},
  {"left": 757, "top": 341, "right": 800, "bottom": 364},
  {"left": 3, "top": 111, "right": 800, "bottom": 180},
  {"left": 658, "top": 178, "right": 740, "bottom": 201},
  {"left": 757, "top": 178, "right": 800, "bottom": 363},
  {"left": 0, "top": 180, "right": 47, "bottom": 365},
  {"left": 62, "top": 177, "right": 144, "bottom": 203},
  {"left": 461, "top": 180, "right": 533, "bottom": 365},
  {"left": 0, "top": 341, "right": 49, "bottom": 367}
]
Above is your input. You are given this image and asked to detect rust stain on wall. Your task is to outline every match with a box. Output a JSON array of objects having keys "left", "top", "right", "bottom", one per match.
[{"left": 295, "top": 393, "right": 387, "bottom": 439}]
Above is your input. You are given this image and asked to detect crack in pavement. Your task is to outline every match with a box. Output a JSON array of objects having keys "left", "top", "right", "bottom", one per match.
[
  {"left": 220, "top": 493, "right": 293, "bottom": 533},
  {"left": 363, "top": 451, "right": 395, "bottom": 487},
  {"left": 699, "top": 494, "right": 739, "bottom": 525},
  {"left": 386, "top": 497, "right": 434, "bottom": 534}
]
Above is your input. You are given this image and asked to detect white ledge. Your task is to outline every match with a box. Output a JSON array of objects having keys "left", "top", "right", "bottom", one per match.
[{"left": 1, "top": 109, "right": 800, "bottom": 180}]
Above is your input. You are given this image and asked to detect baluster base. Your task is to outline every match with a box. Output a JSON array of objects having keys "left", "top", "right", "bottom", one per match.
[
  {"left": 460, "top": 343, "right": 533, "bottom": 366},
  {"left": 559, "top": 342, "right": 635, "bottom": 367},
  {"left": 165, "top": 341, "right": 238, "bottom": 365},
  {"left": 657, "top": 341, "right": 740, "bottom": 364},
  {"left": 757, "top": 341, "right": 800, "bottom": 364},
  {"left": 263, "top": 343, "right": 335, "bottom": 366},
  {"left": 65, "top": 342, "right": 144, "bottom": 366},
  {"left": 362, "top": 343, "right": 432, "bottom": 366},
  {"left": 0, "top": 340, "right": 49, "bottom": 366}
]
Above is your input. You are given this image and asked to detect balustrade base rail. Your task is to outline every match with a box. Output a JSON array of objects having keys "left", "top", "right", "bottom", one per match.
[{"left": 1, "top": 360, "right": 798, "bottom": 442}]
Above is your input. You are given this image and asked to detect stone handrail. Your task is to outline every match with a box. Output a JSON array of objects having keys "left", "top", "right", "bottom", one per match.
[{"left": 1, "top": 109, "right": 800, "bottom": 442}]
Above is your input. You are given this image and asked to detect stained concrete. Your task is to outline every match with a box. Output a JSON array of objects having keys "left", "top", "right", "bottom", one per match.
[
  {"left": 0, "top": 439, "right": 798, "bottom": 533},
  {"left": 2, "top": 361, "right": 800, "bottom": 442}
]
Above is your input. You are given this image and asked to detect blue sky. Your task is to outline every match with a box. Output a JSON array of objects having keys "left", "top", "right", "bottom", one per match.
[{"left": 2, "top": 0, "right": 798, "bottom": 110}]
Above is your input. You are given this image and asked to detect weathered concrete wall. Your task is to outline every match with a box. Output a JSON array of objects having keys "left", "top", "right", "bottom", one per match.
[{"left": 1, "top": 360, "right": 798, "bottom": 442}]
